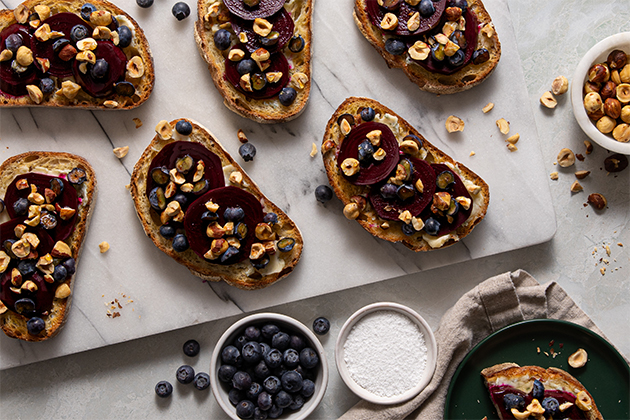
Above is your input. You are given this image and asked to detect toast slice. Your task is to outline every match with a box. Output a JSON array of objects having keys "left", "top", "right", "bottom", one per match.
[
  {"left": 130, "top": 118, "right": 303, "bottom": 290},
  {"left": 0, "top": 0, "right": 154, "bottom": 109},
  {"left": 322, "top": 97, "right": 489, "bottom": 251},
  {"left": 481, "top": 363, "right": 603, "bottom": 420},
  {"left": 0, "top": 151, "right": 97, "bottom": 341},
  {"left": 194, "top": 0, "right": 313, "bottom": 123},
  {"left": 354, "top": 0, "right": 501, "bottom": 94}
]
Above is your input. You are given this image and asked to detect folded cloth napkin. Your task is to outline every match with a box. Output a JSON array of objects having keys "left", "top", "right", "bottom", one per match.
[{"left": 339, "top": 269, "right": 609, "bottom": 420}]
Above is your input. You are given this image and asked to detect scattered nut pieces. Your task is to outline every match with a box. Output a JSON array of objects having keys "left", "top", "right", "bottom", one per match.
[
  {"left": 343, "top": 202, "right": 360, "bottom": 220},
  {"left": 540, "top": 91, "right": 558, "bottom": 108},
  {"left": 568, "top": 348, "right": 588, "bottom": 368},
  {"left": 113, "top": 146, "right": 129, "bottom": 158},
  {"left": 309, "top": 142, "right": 317, "bottom": 157},
  {"left": 55, "top": 283, "right": 72, "bottom": 299},
  {"left": 482, "top": 102, "right": 494, "bottom": 113},
  {"left": 506, "top": 133, "right": 520, "bottom": 144},
  {"left": 570, "top": 180, "right": 583, "bottom": 192},
  {"left": 381, "top": 13, "right": 398, "bottom": 31},
  {"left": 133, "top": 119, "right": 142, "bottom": 130},
  {"left": 612, "top": 123, "right": 630, "bottom": 142},
  {"left": 575, "top": 391, "right": 593, "bottom": 411},
  {"left": 26, "top": 85, "right": 43, "bottom": 104},
  {"left": 587, "top": 193, "right": 607, "bottom": 210},
  {"left": 99, "top": 241, "right": 110, "bottom": 253},
  {"left": 557, "top": 148, "right": 576, "bottom": 167},
  {"left": 550, "top": 172, "right": 559, "bottom": 180},
  {"left": 507, "top": 144, "right": 518, "bottom": 152},
  {"left": 237, "top": 129, "right": 248, "bottom": 143},
  {"left": 156, "top": 120, "right": 173, "bottom": 140},
  {"left": 584, "top": 140, "right": 593, "bottom": 154},
  {"left": 574, "top": 170, "right": 590, "bottom": 179},
  {"left": 551, "top": 75, "right": 569, "bottom": 95},
  {"left": 445, "top": 115, "right": 464, "bottom": 133},
  {"left": 496, "top": 118, "right": 510, "bottom": 134},
  {"left": 604, "top": 153, "right": 628, "bottom": 172}
]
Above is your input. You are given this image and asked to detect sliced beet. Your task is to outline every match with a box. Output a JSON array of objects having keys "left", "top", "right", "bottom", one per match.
[
  {"left": 369, "top": 156, "right": 436, "bottom": 220},
  {"left": 224, "top": 47, "right": 290, "bottom": 99},
  {"left": 0, "top": 217, "right": 55, "bottom": 256},
  {"left": 420, "top": 163, "right": 473, "bottom": 236},
  {"left": 0, "top": 24, "right": 37, "bottom": 97},
  {"left": 0, "top": 270, "right": 54, "bottom": 317},
  {"left": 224, "top": 0, "right": 286, "bottom": 20},
  {"left": 33, "top": 13, "right": 90, "bottom": 78},
  {"left": 72, "top": 40, "right": 127, "bottom": 97},
  {"left": 366, "top": 0, "right": 447, "bottom": 36},
  {"left": 230, "top": 8, "right": 294, "bottom": 53},
  {"left": 184, "top": 186, "right": 264, "bottom": 264},
  {"left": 4, "top": 173, "right": 78, "bottom": 242},
  {"left": 336, "top": 122, "right": 400, "bottom": 186}
]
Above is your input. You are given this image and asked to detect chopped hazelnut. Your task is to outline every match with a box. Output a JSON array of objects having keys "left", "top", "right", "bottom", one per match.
[
  {"left": 126, "top": 56, "right": 144, "bottom": 78},
  {"left": 408, "top": 41, "right": 430, "bottom": 61},
  {"left": 445, "top": 115, "right": 464, "bottom": 133},
  {"left": 482, "top": 102, "right": 494, "bottom": 113},
  {"left": 60, "top": 80, "right": 81, "bottom": 99},
  {"left": 568, "top": 348, "right": 588, "bottom": 368},
  {"left": 506, "top": 133, "right": 520, "bottom": 144},
  {"left": 587, "top": 193, "right": 607, "bottom": 210},
  {"left": 550, "top": 172, "right": 559, "bottom": 180},
  {"left": 255, "top": 223, "right": 276, "bottom": 241},
  {"left": 253, "top": 18, "right": 273, "bottom": 37},
  {"left": 496, "top": 118, "right": 510, "bottom": 134},
  {"left": 575, "top": 391, "right": 593, "bottom": 411},
  {"left": 55, "top": 283, "right": 72, "bottom": 299},
  {"left": 77, "top": 38, "right": 98, "bottom": 51},
  {"left": 0, "top": 49, "right": 12, "bottom": 62},
  {"left": 156, "top": 120, "right": 173, "bottom": 140},
  {"left": 99, "top": 241, "right": 110, "bottom": 253},
  {"left": 557, "top": 148, "right": 576, "bottom": 167},
  {"left": 380, "top": 13, "right": 398, "bottom": 30},
  {"left": 51, "top": 241, "right": 73, "bottom": 258},
  {"left": 551, "top": 75, "right": 569, "bottom": 95},
  {"left": 249, "top": 243, "right": 266, "bottom": 260},
  {"left": 228, "top": 48, "right": 245, "bottom": 61},
  {"left": 570, "top": 180, "right": 583, "bottom": 193},
  {"left": 341, "top": 158, "right": 360, "bottom": 176},
  {"left": 90, "top": 10, "right": 112, "bottom": 26},
  {"left": 343, "top": 202, "right": 360, "bottom": 220},
  {"left": 574, "top": 170, "right": 590, "bottom": 179},
  {"left": 229, "top": 170, "right": 243, "bottom": 185},
  {"left": 291, "top": 72, "right": 308, "bottom": 90},
  {"left": 113, "top": 146, "right": 129, "bottom": 158}
]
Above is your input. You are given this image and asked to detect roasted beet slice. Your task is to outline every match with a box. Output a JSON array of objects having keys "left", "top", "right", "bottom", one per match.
[
  {"left": 72, "top": 40, "right": 127, "bottom": 97},
  {"left": 366, "top": 0, "right": 446, "bottom": 36},
  {"left": 4, "top": 173, "right": 78, "bottom": 241},
  {"left": 0, "top": 270, "right": 54, "bottom": 317},
  {"left": 230, "top": 8, "right": 294, "bottom": 53},
  {"left": 369, "top": 156, "right": 436, "bottom": 220},
  {"left": 223, "top": 0, "right": 286, "bottom": 20},
  {"left": 420, "top": 163, "right": 473, "bottom": 236},
  {"left": 0, "top": 217, "right": 55, "bottom": 256},
  {"left": 33, "top": 13, "right": 90, "bottom": 78},
  {"left": 0, "top": 24, "right": 37, "bottom": 96},
  {"left": 184, "top": 186, "right": 264, "bottom": 264},
  {"left": 337, "top": 122, "right": 400, "bottom": 186},
  {"left": 147, "top": 141, "right": 225, "bottom": 212},
  {"left": 224, "top": 47, "right": 290, "bottom": 99}
]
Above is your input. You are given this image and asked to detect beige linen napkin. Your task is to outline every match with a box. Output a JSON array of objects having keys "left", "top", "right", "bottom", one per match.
[{"left": 339, "top": 269, "right": 608, "bottom": 420}]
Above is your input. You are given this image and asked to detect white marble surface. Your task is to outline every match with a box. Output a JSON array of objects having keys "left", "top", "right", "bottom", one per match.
[
  {"left": 0, "top": 0, "right": 629, "bottom": 419},
  {"left": 0, "top": 0, "right": 557, "bottom": 369}
]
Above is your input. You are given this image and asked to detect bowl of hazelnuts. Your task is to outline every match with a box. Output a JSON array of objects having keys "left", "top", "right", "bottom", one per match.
[{"left": 571, "top": 32, "right": 630, "bottom": 155}]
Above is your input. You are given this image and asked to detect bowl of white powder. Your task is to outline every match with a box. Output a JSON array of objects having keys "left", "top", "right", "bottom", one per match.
[{"left": 335, "top": 302, "right": 437, "bottom": 404}]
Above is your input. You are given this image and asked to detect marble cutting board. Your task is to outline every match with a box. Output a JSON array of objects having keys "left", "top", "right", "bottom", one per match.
[{"left": 0, "top": 0, "right": 555, "bottom": 369}]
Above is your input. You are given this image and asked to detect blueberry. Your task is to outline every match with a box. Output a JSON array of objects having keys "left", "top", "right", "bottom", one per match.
[
  {"left": 222, "top": 345, "right": 242, "bottom": 366},
  {"left": 289, "top": 394, "right": 304, "bottom": 411},
  {"left": 380, "top": 183, "right": 398, "bottom": 199},
  {"left": 264, "top": 348, "right": 283, "bottom": 368},
  {"left": 503, "top": 393, "right": 525, "bottom": 411},
  {"left": 447, "top": 0, "right": 468, "bottom": 12},
  {"left": 81, "top": 3, "right": 97, "bottom": 20},
  {"left": 136, "top": 0, "right": 153, "bottom": 7},
  {"left": 261, "top": 324, "right": 280, "bottom": 340},
  {"left": 251, "top": 254, "right": 270, "bottom": 269},
  {"left": 246, "top": 382, "right": 263, "bottom": 400},
  {"left": 357, "top": 139, "right": 375, "bottom": 165},
  {"left": 281, "top": 370, "right": 303, "bottom": 393},
  {"left": 472, "top": 48, "right": 490, "bottom": 65},
  {"left": 447, "top": 49, "right": 466, "bottom": 67},
  {"left": 300, "top": 379, "right": 315, "bottom": 397},
  {"left": 172, "top": 234, "right": 189, "bottom": 252},
  {"left": 176, "top": 365, "right": 195, "bottom": 384},
  {"left": 299, "top": 347, "right": 318, "bottom": 369},
  {"left": 360, "top": 107, "right": 376, "bottom": 122},
  {"left": 229, "top": 388, "right": 244, "bottom": 405},
  {"left": 236, "top": 400, "right": 255, "bottom": 419},
  {"left": 201, "top": 210, "right": 219, "bottom": 222},
  {"left": 172, "top": 193, "right": 188, "bottom": 208},
  {"left": 62, "top": 258, "right": 76, "bottom": 275},
  {"left": 253, "top": 361, "right": 270, "bottom": 380},
  {"left": 283, "top": 348, "right": 300, "bottom": 368},
  {"left": 53, "top": 38, "right": 70, "bottom": 54},
  {"left": 244, "top": 325, "right": 261, "bottom": 342},
  {"left": 188, "top": 372, "right": 209, "bottom": 390},
  {"left": 237, "top": 59, "right": 257, "bottom": 76},
  {"left": 224, "top": 206, "right": 245, "bottom": 222},
  {"left": 17, "top": 260, "right": 36, "bottom": 276},
  {"left": 0, "top": 198, "right": 4, "bottom": 214},
  {"left": 239, "top": 143, "right": 256, "bottom": 162},
  {"left": 13, "top": 197, "right": 29, "bottom": 215},
  {"left": 5, "top": 33, "right": 23, "bottom": 53},
  {"left": 267, "top": 405, "right": 283, "bottom": 419},
  {"left": 418, "top": 0, "right": 435, "bottom": 17},
  {"left": 221, "top": 246, "right": 240, "bottom": 263},
  {"left": 159, "top": 224, "right": 176, "bottom": 239},
  {"left": 263, "top": 375, "right": 281, "bottom": 394},
  {"left": 14, "top": 298, "right": 36, "bottom": 315},
  {"left": 90, "top": 59, "right": 109, "bottom": 80},
  {"left": 402, "top": 222, "right": 416, "bottom": 236},
  {"left": 39, "top": 78, "right": 55, "bottom": 94},
  {"left": 53, "top": 265, "right": 68, "bottom": 282},
  {"left": 253, "top": 407, "right": 268, "bottom": 420},
  {"left": 403, "top": 134, "right": 423, "bottom": 149},
  {"left": 183, "top": 339, "right": 200, "bottom": 356},
  {"left": 289, "top": 335, "right": 305, "bottom": 351},
  {"left": 214, "top": 29, "right": 232, "bottom": 51},
  {"left": 155, "top": 380, "right": 173, "bottom": 398},
  {"left": 385, "top": 38, "right": 406, "bottom": 55},
  {"left": 68, "top": 167, "right": 87, "bottom": 185},
  {"left": 424, "top": 218, "right": 440, "bottom": 236},
  {"left": 117, "top": 26, "right": 132, "bottom": 48},
  {"left": 259, "top": 342, "right": 271, "bottom": 356},
  {"left": 26, "top": 317, "right": 45, "bottom": 335},
  {"left": 234, "top": 335, "right": 248, "bottom": 350},
  {"left": 288, "top": 35, "right": 305, "bottom": 53},
  {"left": 263, "top": 212, "right": 278, "bottom": 225},
  {"left": 278, "top": 87, "right": 297, "bottom": 106},
  {"left": 271, "top": 332, "right": 290, "bottom": 351},
  {"left": 218, "top": 364, "right": 238, "bottom": 382},
  {"left": 312, "top": 317, "right": 330, "bottom": 335},
  {"left": 175, "top": 120, "right": 193, "bottom": 135},
  {"left": 542, "top": 397, "right": 560, "bottom": 416},
  {"left": 70, "top": 25, "right": 88, "bottom": 43},
  {"left": 40, "top": 212, "right": 58, "bottom": 230},
  {"left": 172, "top": 2, "right": 190, "bottom": 20},
  {"left": 242, "top": 341, "right": 262, "bottom": 364},
  {"left": 232, "top": 371, "right": 252, "bottom": 390},
  {"left": 314, "top": 185, "right": 333, "bottom": 203},
  {"left": 275, "top": 390, "right": 292, "bottom": 408},
  {"left": 257, "top": 391, "right": 273, "bottom": 411},
  {"left": 532, "top": 379, "right": 545, "bottom": 401}
]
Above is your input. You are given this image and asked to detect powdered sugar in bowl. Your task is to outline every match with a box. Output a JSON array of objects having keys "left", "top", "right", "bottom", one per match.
[{"left": 335, "top": 302, "right": 437, "bottom": 405}]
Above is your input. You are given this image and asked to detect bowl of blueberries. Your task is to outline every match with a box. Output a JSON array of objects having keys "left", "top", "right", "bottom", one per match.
[{"left": 210, "top": 312, "right": 329, "bottom": 420}]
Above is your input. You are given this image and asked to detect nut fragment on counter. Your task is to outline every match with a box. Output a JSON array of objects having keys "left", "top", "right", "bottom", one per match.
[
  {"left": 99, "top": 241, "right": 110, "bottom": 253},
  {"left": 570, "top": 181, "right": 583, "bottom": 192},
  {"left": 574, "top": 170, "right": 590, "bottom": 179},
  {"left": 584, "top": 140, "right": 593, "bottom": 154},
  {"left": 587, "top": 193, "right": 607, "bottom": 210},
  {"left": 550, "top": 172, "right": 559, "bottom": 180},
  {"left": 506, "top": 144, "right": 517, "bottom": 152},
  {"left": 482, "top": 102, "right": 494, "bottom": 113},
  {"left": 309, "top": 143, "right": 318, "bottom": 157},
  {"left": 496, "top": 118, "right": 510, "bottom": 134},
  {"left": 237, "top": 129, "right": 248, "bottom": 143},
  {"left": 445, "top": 115, "right": 464, "bottom": 133},
  {"left": 133, "top": 117, "right": 143, "bottom": 128},
  {"left": 540, "top": 91, "right": 558, "bottom": 108},
  {"left": 557, "top": 148, "right": 576, "bottom": 167},
  {"left": 551, "top": 75, "right": 569, "bottom": 95},
  {"left": 506, "top": 133, "right": 520, "bottom": 145},
  {"left": 113, "top": 146, "right": 129, "bottom": 158},
  {"left": 568, "top": 348, "right": 588, "bottom": 368}
]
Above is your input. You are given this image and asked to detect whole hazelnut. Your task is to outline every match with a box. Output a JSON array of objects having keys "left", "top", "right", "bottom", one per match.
[
  {"left": 599, "top": 80, "right": 617, "bottom": 100},
  {"left": 620, "top": 64, "right": 630, "bottom": 83},
  {"left": 583, "top": 81, "right": 601, "bottom": 95},
  {"left": 611, "top": 69, "right": 622, "bottom": 85},
  {"left": 596, "top": 116, "right": 616, "bottom": 134},
  {"left": 583, "top": 92, "right": 603, "bottom": 113},
  {"left": 612, "top": 123, "right": 630, "bottom": 142},
  {"left": 621, "top": 105, "right": 630, "bottom": 123},
  {"left": 588, "top": 63, "right": 610, "bottom": 83},
  {"left": 587, "top": 108, "right": 605, "bottom": 121},
  {"left": 557, "top": 148, "right": 576, "bottom": 167},
  {"left": 616, "top": 83, "right": 630, "bottom": 103},
  {"left": 607, "top": 49, "right": 628, "bottom": 70},
  {"left": 604, "top": 98, "right": 622, "bottom": 119}
]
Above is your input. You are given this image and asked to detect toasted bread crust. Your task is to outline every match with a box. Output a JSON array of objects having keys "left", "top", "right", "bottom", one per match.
[
  {"left": 0, "top": 0, "right": 154, "bottom": 109},
  {"left": 481, "top": 363, "right": 603, "bottom": 420},
  {"left": 129, "top": 119, "right": 303, "bottom": 290},
  {"left": 194, "top": 0, "right": 312, "bottom": 123},
  {"left": 0, "top": 151, "right": 97, "bottom": 341},
  {"left": 353, "top": 0, "right": 501, "bottom": 94},
  {"left": 322, "top": 97, "right": 489, "bottom": 251}
]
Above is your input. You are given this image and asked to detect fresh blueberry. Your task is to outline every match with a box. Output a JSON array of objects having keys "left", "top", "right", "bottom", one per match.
[
  {"left": 271, "top": 332, "right": 290, "bottom": 351},
  {"left": 229, "top": 388, "right": 244, "bottom": 405},
  {"left": 172, "top": 2, "right": 190, "bottom": 20},
  {"left": 245, "top": 325, "right": 261, "bottom": 342},
  {"left": 300, "top": 379, "right": 315, "bottom": 397},
  {"left": 542, "top": 397, "right": 560, "bottom": 416},
  {"left": 242, "top": 341, "right": 262, "bottom": 364},
  {"left": 278, "top": 87, "right": 297, "bottom": 106},
  {"left": 117, "top": 26, "right": 132, "bottom": 48},
  {"left": 532, "top": 379, "right": 545, "bottom": 401},
  {"left": 171, "top": 234, "right": 189, "bottom": 252},
  {"left": 264, "top": 348, "right": 283, "bottom": 368},
  {"left": 253, "top": 407, "right": 268, "bottom": 420},
  {"left": 288, "top": 35, "right": 305, "bottom": 53},
  {"left": 222, "top": 345, "right": 242, "bottom": 366},
  {"left": 14, "top": 298, "right": 36, "bottom": 315},
  {"left": 357, "top": 140, "right": 375, "bottom": 165},
  {"left": 385, "top": 38, "right": 406, "bottom": 55},
  {"left": 13, "top": 197, "right": 29, "bottom": 215},
  {"left": 234, "top": 335, "right": 248, "bottom": 350},
  {"left": 253, "top": 360, "right": 270, "bottom": 379},
  {"left": 191, "top": 372, "right": 209, "bottom": 390},
  {"left": 26, "top": 317, "right": 45, "bottom": 335},
  {"left": 237, "top": 59, "right": 257, "bottom": 76},
  {"left": 503, "top": 393, "right": 525, "bottom": 411},
  {"left": 40, "top": 78, "right": 55, "bottom": 94},
  {"left": 214, "top": 29, "right": 232, "bottom": 51},
  {"left": 396, "top": 184, "right": 415, "bottom": 201},
  {"left": 314, "top": 185, "right": 333, "bottom": 203},
  {"left": 261, "top": 324, "right": 280, "bottom": 340},
  {"left": 155, "top": 380, "right": 173, "bottom": 398},
  {"left": 62, "top": 258, "right": 76, "bottom": 275},
  {"left": 5, "top": 33, "right": 23, "bottom": 52},
  {"left": 136, "top": 0, "right": 154, "bottom": 8},
  {"left": 267, "top": 405, "right": 283, "bottom": 419},
  {"left": 424, "top": 218, "right": 440, "bottom": 236},
  {"left": 159, "top": 224, "right": 176, "bottom": 239},
  {"left": 70, "top": 25, "right": 88, "bottom": 43},
  {"left": 232, "top": 371, "right": 252, "bottom": 390},
  {"left": 263, "top": 212, "right": 278, "bottom": 225},
  {"left": 283, "top": 349, "right": 300, "bottom": 368},
  {"left": 299, "top": 347, "right": 319, "bottom": 369},
  {"left": 360, "top": 107, "right": 376, "bottom": 122},
  {"left": 281, "top": 370, "right": 303, "bottom": 393},
  {"left": 224, "top": 206, "right": 245, "bottom": 222},
  {"left": 201, "top": 210, "right": 219, "bottom": 222},
  {"left": 312, "top": 317, "right": 330, "bottom": 335},
  {"left": 289, "top": 335, "right": 306, "bottom": 351},
  {"left": 258, "top": 391, "right": 273, "bottom": 411},
  {"left": 172, "top": 193, "right": 188, "bottom": 208},
  {"left": 403, "top": 134, "right": 423, "bottom": 149},
  {"left": 40, "top": 212, "right": 58, "bottom": 230},
  {"left": 183, "top": 339, "right": 200, "bottom": 356},
  {"left": 236, "top": 400, "right": 255, "bottom": 419},
  {"left": 472, "top": 48, "right": 490, "bottom": 65},
  {"left": 402, "top": 222, "right": 416, "bottom": 236},
  {"left": 175, "top": 120, "right": 193, "bottom": 135},
  {"left": 380, "top": 183, "right": 398, "bottom": 199},
  {"left": 418, "top": 0, "right": 435, "bottom": 17},
  {"left": 176, "top": 365, "right": 195, "bottom": 384},
  {"left": 239, "top": 143, "right": 256, "bottom": 162},
  {"left": 447, "top": 0, "right": 468, "bottom": 12},
  {"left": 274, "top": 390, "right": 292, "bottom": 409},
  {"left": 447, "top": 49, "right": 466, "bottom": 67},
  {"left": 53, "top": 39, "right": 71, "bottom": 54},
  {"left": 17, "top": 260, "right": 36, "bottom": 276},
  {"left": 246, "top": 382, "right": 263, "bottom": 400},
  {"left": 218, "top": 364, "right": 238, "bottom": 382},
  {"left": 90, "top": 59, "right": 109, "bottom": 79},
  {"left": 263, "top": 375, "right": 281, "bottom": 394},
  {"left": 53, "top": 265, "right": 68, "bottom": 282},
  {"left": 289, "top": 394, "right": 304, "bottom": 410},
  {"left": 81, "top": 3, "right": 97, "bottom": 20},
  {"left": 221, "top": 246, "right": 240, "bottom": 263},
  {"left": 259, "top": 342, "right": 271, "bottom": 356}
]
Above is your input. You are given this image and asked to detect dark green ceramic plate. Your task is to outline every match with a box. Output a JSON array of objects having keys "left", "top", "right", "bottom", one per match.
[{"left": 444, "top": 319, "right": 629, "bottom": 419}]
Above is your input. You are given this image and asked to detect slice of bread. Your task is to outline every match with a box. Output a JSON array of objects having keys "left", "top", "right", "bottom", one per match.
[
  {"left": 0, "top": 0, "right": 154, "bottom": 109},
  {"left": 354, "top": 0, "right": 501, "bottom": 94},
  {"left": 0, "top": 151, "right": 97, "bottom": 341},
  {"left": 322, "top": 96, "right": 489, "bottom": 251},
  {"left": 194, "top": 0, "right": 313, "bottom": 123},
  {"left": 130, "top": 118, "right": 303, "bottom": 290},
  {"left": 481, "top": 363, "right": 603, "bottom": 420}
]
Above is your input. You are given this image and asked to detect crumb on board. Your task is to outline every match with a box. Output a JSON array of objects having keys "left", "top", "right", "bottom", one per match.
[
  {"left": 310, "top": 143, "right": 318, "bottom": 157},
  {"left": 133, "top": 118, "right": 142, "bottom": 128},
  {"left": 99, "top": 241, "right": 110, "bottom": 253}
]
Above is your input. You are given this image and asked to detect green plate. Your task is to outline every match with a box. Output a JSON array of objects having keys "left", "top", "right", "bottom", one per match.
[{"left": 445, "top": 319, "right": 629, "bottom": 419}]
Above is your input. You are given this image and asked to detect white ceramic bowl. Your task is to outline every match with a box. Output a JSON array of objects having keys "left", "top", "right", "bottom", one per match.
[
  {"left": 335, "top": 302, "right": 437, "bottom": 405},
  {"left": 210, "top": 313, "right": 328, "bottom": 420},
  {"left": 571, "top": 32, "right": 630, "bottom": 155}
]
